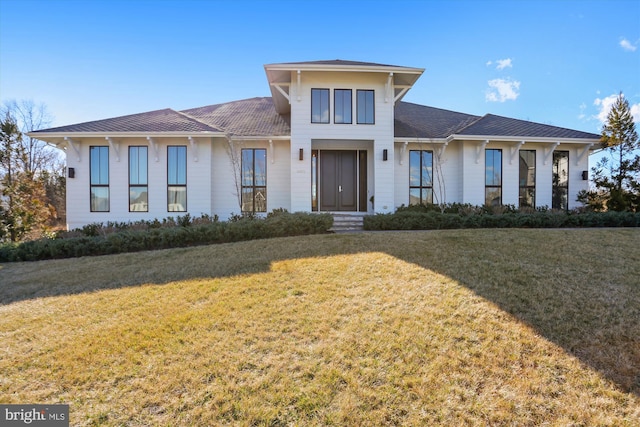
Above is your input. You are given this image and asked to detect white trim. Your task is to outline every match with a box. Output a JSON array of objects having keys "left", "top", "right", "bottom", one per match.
[
  {"left": 447, "top": 134, "right": 600, "bottom": 145},
  {"left": 105, "top": 137, "right": 120, "bottom": 162}
]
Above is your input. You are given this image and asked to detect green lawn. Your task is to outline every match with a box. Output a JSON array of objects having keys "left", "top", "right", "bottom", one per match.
[{"left": 1, "top": 229, "right": 639, "bottom": 425}]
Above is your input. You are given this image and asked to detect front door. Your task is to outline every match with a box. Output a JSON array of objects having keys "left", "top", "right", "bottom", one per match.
[{"left": 320, "top": 150, "right": 357, "bottom": 211}]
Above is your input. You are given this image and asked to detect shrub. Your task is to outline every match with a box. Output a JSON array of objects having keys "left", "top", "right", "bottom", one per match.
[{"left": 0, "top": 211, "right": 333, "bottom": 262}]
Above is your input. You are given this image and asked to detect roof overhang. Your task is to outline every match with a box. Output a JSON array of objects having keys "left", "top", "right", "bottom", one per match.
[
  {"left": 446, "top": 134, "right": 601, "bottom": 146},
  {"left": 27, "top": 131, "right": 224, "bottom": 145},
  {"left": 264, "top": 61, "right": 425, "bottom": 114}
]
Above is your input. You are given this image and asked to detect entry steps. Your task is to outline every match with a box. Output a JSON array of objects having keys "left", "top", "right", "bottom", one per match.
[{"left": 329, "top": 213, "right": 366, "bottom": 232}]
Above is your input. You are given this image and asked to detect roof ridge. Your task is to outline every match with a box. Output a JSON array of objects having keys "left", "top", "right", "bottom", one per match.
[
  {"left": 173, "top": 109, "right": 223, "bottom": 132},
  {"left": 451, "top": 113, "right": 489, "bottom": 135}
]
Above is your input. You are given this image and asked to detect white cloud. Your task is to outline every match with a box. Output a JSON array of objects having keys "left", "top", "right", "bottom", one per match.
[
  {"left": 486, "top": 60, "right": 493, "bottom": 66},
  {"left": 496, "top": 58, "right": 513, "bottom": 70},
  {"left": 486, "top": 78, "right": 520, "bottom": 102},
  {"left": 594, "top": 93, "right": 640, "bottom": 124},
  {"left": 620, "top": 38, "right": 638, "bottom": 52}
]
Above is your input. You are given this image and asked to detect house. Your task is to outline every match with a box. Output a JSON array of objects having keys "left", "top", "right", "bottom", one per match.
[{"left": 30, "top": 60, "right": 600, "bottom": 230}]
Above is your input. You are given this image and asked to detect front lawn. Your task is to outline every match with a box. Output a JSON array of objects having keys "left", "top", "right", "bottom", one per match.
[{"left": 1, "top": 229, "right": 638, "bottom": 425}]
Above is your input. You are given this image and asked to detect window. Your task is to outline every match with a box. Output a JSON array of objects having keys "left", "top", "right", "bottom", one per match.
[
  {"left": 90, "top": 146, "right": 109, "bottom": 212},
  {"left": 357, "top": 90, "right": 375, "bottom": 124},
  {"left": 311, "top": 88, "right": 329, "bottom": 123},
  {"left": 167, "top": 146, "right": 187, "bottom": 212},
  {"left": 242, "top": 148, "right": 267, "bottom": 212},
  {"left": 129, "top": 146, "right": 148, "bottom": 212},
  {"left": 552, "top": 151, "right": 569, "bottom": 210},
  {"left": 485, "top": 149, "right": 502, "bottom": 206},
  {"left": 519, "top": 150, "right": 536, "bottom": 208},
  {"left": 409, "top": 150, "right": 433, "bottom": 205},
  {"left": 334, "top": 89, "right": 352, "bottom": 124}
]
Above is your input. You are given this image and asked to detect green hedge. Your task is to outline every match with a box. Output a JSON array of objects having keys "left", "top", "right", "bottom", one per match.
[
  {"left": 364, "top": 210, "right": 640, "bottom": 231},
  {"left": 0, "top": 212, "right": 333, "bottom": 262}
]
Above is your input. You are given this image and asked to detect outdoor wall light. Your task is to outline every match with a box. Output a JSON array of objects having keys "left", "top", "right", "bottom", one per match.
[
  {"left": 582, "top": 170, "right": 588, "bottom": 180},
  {"left": 299, "top": 148, "right": 304, "bottom": 161},
  {"left": 68, "top": 167, "right": 75, "bottom": 178},
  {"left": 383, "top": 149, "right": 388, "bottom": 161}
]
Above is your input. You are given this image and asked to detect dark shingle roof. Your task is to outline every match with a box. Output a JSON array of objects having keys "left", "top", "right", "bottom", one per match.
[
  {"left": 31, "top": 108, "right": 221, "bottom": 133},
  {"left": 394, "top": 102, "right": 480, "bottom": 138},
  {"left": 181, "top": 97, "right": 291, "bottom": 137},
  {"left": 456, "top": 114, "right": 600, "bottom": 139}
]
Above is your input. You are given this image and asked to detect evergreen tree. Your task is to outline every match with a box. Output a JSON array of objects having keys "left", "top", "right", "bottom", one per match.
[{"left": 578, "top": 93, "right": 640, "bottom": 211}]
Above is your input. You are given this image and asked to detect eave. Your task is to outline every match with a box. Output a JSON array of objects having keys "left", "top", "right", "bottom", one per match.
[{"left": 446, "top": 134, "right": 601, "bottom": 146}]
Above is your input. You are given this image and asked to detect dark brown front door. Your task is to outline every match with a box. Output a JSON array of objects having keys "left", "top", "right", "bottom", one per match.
[{"left": 320, "top": 150, "right": 357, "bottom": 211}]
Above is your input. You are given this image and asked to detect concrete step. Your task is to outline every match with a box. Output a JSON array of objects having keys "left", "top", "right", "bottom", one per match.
[{"left": 330, "top": 213, "right": 365, "bottom": 232}]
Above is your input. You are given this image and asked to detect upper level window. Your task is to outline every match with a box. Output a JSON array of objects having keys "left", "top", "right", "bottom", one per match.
[
  {"left": 242, "top": 148, "right": 267, "bottom": 212},
  {"left": 90, "top": 146, "right": 109, "bottom": 212},
  {"left": 519, "top": 150, "right": 536, "bottom": 208},
  {"left": 311, "top": 88, "right": 329, "bottom": 123},
  {"left": 357, "top": 90, "right": 375, "bottom": 124},
  {"left": 552, "top": 151, "right": 569, "bottom": 211},
  {"left": 485, "top": 149, "right": 502, "bottom": 206},
  {"left": 129, "top": 146, "right": 148, "bottom": 212},
  {"left": 167, "top": 146, "right": 187, "bottom": 212},
  {"left": 409, "top": 150, "right": 433, "bottom": 205},
  {"left": 334, "top": 89, "right": 352, "bottom": 124}
]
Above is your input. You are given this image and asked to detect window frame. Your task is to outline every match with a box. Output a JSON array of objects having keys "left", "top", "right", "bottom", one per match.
[
  {"left": 311, "top": 88, "right": 330, "bottom": 124},
  {"left": 89, "top": 146, "right": 110, "bottom": 212},
  {"left": 485, "top": 148, "right": 503, "bottom": 206},
  {"left": 518, "top": 149, "right": 536, "bottom": 208},
  {"left": 356, "top": 89, "right": 375, "bottom": 124},
  {"left": 334, "top": 89, "right": 352, "bottom": 124},
  {"left": 167, "top": 145, "right": 187, "bottom": 212},
  {"left": 552, "top": 150, "right": 570, "bottom": 211},
  {"left": 409, "top": 150, "right": 434, "bottom": 205},
  {"left": 129, "top": 146, "right": 149, "bottom": 212},
  {"left": 241, "top": 148, "right": 267, "bottom": 213}
]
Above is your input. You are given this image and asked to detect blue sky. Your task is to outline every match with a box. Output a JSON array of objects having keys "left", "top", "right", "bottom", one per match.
[{"left": 1, "top": 0, "right": 639, "bottom": 135}]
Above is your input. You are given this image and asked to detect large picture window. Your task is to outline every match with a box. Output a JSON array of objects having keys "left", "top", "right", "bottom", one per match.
[
  {"left": 90, "top": 146, "right": 109, "bottom": 212},
  {"left": 409, "top": 150, "right": 433, "bottom": 205},
  {"left": 242, "top": 148, "right": 267, "bottom": 212},
  {"left": 311, "top": 88, "right": 329, "bottom": 123},
  {"left": 356, "top": 89, "right": 375, "bottom": 124},
  {"left": 519, "top": 150, "right": 536, "bottom": 208},
  {"left": 167, "top": 146, "right": 187, "bottom": 212},
  {"left": 552, "top": 151, "right": 569, "bottom": 211},
  {"left": 129, "top": 146, "right": 148, "bottom": 212},
  {"left": 485, "top": 149, "right": 502, "bottom": 206},
  {"left": 334, "top": 89, "right": 352, "bottom": 124}
]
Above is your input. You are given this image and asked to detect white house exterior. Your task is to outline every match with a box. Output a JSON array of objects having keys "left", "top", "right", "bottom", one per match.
[{"left": 30, "top": 60, "right": 600, "bottom": 230}]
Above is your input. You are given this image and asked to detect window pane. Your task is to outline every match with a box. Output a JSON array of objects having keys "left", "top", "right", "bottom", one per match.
[
  {"left": 485, "top": 149, "right": 502, "bottom": 186},
  {"left": 91, "top": 186, "right": 109, "bottom": 212},
  {"left": 311, "top": 89, "right": 329, "bottom": 123},
  {"left": 409, "top": 151, "right": 421, "bottom": 186},
  {"left": 254, "top": 149, "right": 266, "bottom": 186},
  {"left": 130, "top": 146, "right": 148, "bottom": 185},
  {"left": 553, "top": 151, "right": 569, "bottom": 187},
  {"left": 242, "top": 149, "right": 254, "bottom": 186},
  {"left": 255, "top": 187, "right": 267, "bottom": 212},
  {"left": 357, "top": 90, "right": 374, "bottom": 124},
  {"left": 90, "top": 146, "right": 109, "bottom": 185},
  {"left": 130, "top": 187, "right": 148, "bottom": 211},
  {"left": 421, "top": 151, "right": 433, "bottom": 186},
  {"left": 334, "top": 89, "right": 352, "bottom": 124},
  {"left": 519, "top": 187, "right": 535, "bottom": 208},
  {"left": 409, "top": 188, "right": 422, "bottom": 206},
  {"left": 519, "top": 150, "right": 535, "bottom": 187},
  {"left": 241, "top": 188, "right": 254, "bottom": 212},
  {"left": 168, "top": 146, "right": 186, "bottom": 185},
  {"left": 168, "top": 187, "right": 186, "bottom": 211},
  {"left": 485, "top": 188, "right": 502, "bottom": 206}
]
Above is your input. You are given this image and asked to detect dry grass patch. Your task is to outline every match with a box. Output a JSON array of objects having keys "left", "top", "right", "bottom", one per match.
[{"left": 1, "top": 229, "right": 639, "bottom": 425}]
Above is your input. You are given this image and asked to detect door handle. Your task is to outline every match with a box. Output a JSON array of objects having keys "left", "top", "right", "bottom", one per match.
[{"left": 339, "top": 185, "right": 343, "bottom": 193}]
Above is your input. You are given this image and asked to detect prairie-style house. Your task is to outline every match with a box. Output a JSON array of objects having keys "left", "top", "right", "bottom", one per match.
[{"left": 30, "top": 60, "right": 600, "bottom": 230}]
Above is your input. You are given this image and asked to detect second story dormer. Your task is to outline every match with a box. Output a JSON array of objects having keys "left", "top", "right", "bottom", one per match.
[{"left": 264, "top": 60, "right": 425, "bottom": 139}]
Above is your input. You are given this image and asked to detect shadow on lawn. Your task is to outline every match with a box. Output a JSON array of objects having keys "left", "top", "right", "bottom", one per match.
[{"left": 1, "top": 229, "right": 639, "bottom": 396}]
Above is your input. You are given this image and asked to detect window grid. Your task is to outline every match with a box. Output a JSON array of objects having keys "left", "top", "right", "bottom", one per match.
[
  {"left": 334, "top": 89, "right": 352, "bottom": 124},
  {"left": 129, "top": 146, "right": 148, "bottom": 212},
  {"left": 485, "top": 149, "right": 502, "bottom": 206},
  {"left": 356, "top": 89, "right": 375, "bottom": 124},
  {"left": 311, "top": 88, "right": 330, "bottom": 123},
  {"left": 519, "top": 150, "right": 536, "bottom": 208},
  {"left": 409, "top": 150, "right": 433, "bottom": 205},
  {"left": 241, "top": 148, "right": 267, "bottom": 213},
  {"left": 552, "top": 151, "right": 569, "bottom": 211},
  {"left": 90, "top": 146, "right": 109, "bottom": 212},
  {"left": 167, "top": 146, "right": 187, "bottom": 212}
]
